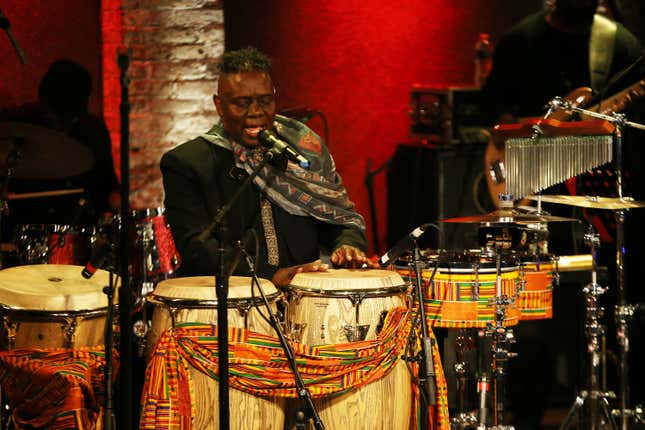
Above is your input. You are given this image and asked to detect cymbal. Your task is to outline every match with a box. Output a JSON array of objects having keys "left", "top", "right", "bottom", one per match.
[
  {"left": 441, "top": 210, "right": 579, "bottom": 224},
  {"left": 0, "top": 121, "right": 94, "bottom": 179},
  {"left": 528, "top": 195, "right": 645, "bottom": 210}
]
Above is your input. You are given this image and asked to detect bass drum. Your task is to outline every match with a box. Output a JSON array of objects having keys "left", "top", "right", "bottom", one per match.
[{"left": 13, "top": 224, "right": 93, "bottom": 266}]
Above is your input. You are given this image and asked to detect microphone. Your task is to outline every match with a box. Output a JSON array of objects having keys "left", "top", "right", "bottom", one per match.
[
  {"left": 258, "top": 129, "right": 310, "bottom": 169},
  {"left": 379, "top": 223, "right": 431, "bottom": 267},
  {"left": 0, "top": 9, "right": 27, "bottom": 64},
  {"left": 81, "top": 235, "right": 112, "bottom": 278}
]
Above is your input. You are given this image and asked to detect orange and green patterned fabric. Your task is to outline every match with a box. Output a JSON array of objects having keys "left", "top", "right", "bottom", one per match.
[
  {"left": 0, "top": 346, "right": 116, "bottom": 430},
  {"left": 140, "top": 307, "right": 449, "bottom": 430}
]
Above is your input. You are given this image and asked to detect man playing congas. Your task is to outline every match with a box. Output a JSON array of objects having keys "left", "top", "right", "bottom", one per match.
[{"left": 160, "top": 46, "right": 377, "bottom": 285}]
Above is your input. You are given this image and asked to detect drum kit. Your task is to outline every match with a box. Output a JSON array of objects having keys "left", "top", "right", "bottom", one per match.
[{"left": 0, "top": 121, "right": 182, "bottom": 426}]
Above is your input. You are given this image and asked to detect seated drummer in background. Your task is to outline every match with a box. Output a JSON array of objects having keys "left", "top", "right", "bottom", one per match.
[
  {"left": 161, "top": 47, "right": 376, "bottom": 287},
  {"left": 0, "top": 60, "right": 120, "bottom": 227}
]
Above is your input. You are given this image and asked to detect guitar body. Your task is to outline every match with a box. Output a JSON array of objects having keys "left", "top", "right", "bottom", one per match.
[{"left": 484, "top": 80, "right": 645, "bottom": 207}]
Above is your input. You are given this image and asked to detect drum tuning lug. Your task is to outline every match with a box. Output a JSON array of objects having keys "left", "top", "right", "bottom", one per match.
[
  {"left": 133, "top": 319, "right": 148, "bottom": 338},
  {"left": 343, "top": 324, "right": 369, "bottom": 342},
  {"left": 289, "top": 323, "right": 306, "bottom": 343}
]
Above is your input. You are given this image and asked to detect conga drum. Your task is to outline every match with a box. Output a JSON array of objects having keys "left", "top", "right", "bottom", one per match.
[
  {"left": 0, "top": 264, "right": 116, "bottom": 349},
  {"left": 147, "top": 276, "right": 285, "bottom": 430},
  {"left": 283, "top": 269, "right": 412, "bottom": 430},
  {"left": 517, "top": 255, "right": 556, "bottom": 320},
  {"left": 396, "top": 251, "right": 521, "bottom": 328}
]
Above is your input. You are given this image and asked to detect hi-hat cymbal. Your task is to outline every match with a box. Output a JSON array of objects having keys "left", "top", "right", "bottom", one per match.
[
  {"left": 0, "top": 121, "right": 94, "bottom": 179},
  {"left": 441, "top": 210, "right": 579, "bottom": 224},
  {"left": 528, "top": 195, "right": 645, "bottom": 210}
]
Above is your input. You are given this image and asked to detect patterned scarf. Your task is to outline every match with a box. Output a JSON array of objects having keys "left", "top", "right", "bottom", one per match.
[{"left": 201, "top": 115, "right": 366, "bottom": 230}]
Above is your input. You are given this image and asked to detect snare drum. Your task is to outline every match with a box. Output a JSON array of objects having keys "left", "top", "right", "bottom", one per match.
[
  {"left": 517, "top": 256, "right": 556, "bottom": 320},
  {"left": 284, "top": 269, "right": 412, "bottom": 430},
  {"left": 14, "top": 224, "right": 93, "bottom": 265},
  {"left": 397, "top": 251, "right": 521, "bottom": 328},
  {"left": 147, "top": 276, "right": 285, "bottom": 430},
  {"left": 0, "top": 265, "right": 115, "bottom": 349}
]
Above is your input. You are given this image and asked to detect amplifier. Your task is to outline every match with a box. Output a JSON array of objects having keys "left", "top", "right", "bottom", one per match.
[{"left": 409, "top": 84, "right": 489, "bottom": 145}]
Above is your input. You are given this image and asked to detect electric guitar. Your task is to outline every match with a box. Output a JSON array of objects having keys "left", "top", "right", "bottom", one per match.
[{"left": 484, "top": 79, "right": 645, "bottom": 207}]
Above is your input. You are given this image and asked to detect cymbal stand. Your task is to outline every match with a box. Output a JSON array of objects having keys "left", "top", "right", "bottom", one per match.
[
  {"left": 481, "top": 248, "right": 516, "bottom": 430},
  {"left": 548, "top": 98, "right": 645, "bottom": 429},
  {"left": 559, "top": 225, "right": 617, "bottom": 430}
]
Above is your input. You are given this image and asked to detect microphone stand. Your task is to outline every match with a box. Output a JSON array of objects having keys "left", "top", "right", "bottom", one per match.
[
  {"left": 0, "top": 8, "right": 27, "bottom": 64},
  {"left": 547, "top": 98, "right": 645, "bottom": 429},
  {"left": 237, "top": 243, "right": 325, "bottom": 430},
  {"left": 409, "top": 237, "right": 436, "bottom": 429},
  {"left": 103, "top": 271, "right": 118, "bottom": 430},
  {"left": 117, "top": 50, "right": 134, "bottom": 430},
  {"left": 197, "top": 146, "right": 288, "bottom": 430}
]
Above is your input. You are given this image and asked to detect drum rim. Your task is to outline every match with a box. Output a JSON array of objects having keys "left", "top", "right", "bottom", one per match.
[
  {"left": 147, "top": 290, "right": 281, "bottom": 309},
  {"left": 0, "top": 305, "right": 111, "bottom": 320},
  {"left": 284, "top": 284, "right": 409, "bottom": 297}
]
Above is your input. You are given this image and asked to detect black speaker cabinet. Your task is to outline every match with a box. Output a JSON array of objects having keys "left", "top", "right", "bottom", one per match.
[{"left": 387, "top": 143, "right": 491, "bottom": 250}]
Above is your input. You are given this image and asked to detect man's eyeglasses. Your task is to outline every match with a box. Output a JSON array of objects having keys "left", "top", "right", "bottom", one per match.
[{"left": 227, "top": 95, "right": 275, "bottom": 112}]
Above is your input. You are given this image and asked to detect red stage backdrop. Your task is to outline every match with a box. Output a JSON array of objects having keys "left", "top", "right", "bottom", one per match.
[
  {"left": 0, "top": 2, "right": 102, "bottom": 115},
  {"left": 224, "top": 0, "right": 539, "bottom": 252}
]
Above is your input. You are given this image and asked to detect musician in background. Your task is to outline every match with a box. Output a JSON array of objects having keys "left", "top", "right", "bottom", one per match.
[
  {"left": 0, "top": 60, "right": 120, "bottom": 226},
  {"left": 161, "top": 47, "right": 374, "bottom": 287},
  {"left": 481, "top": 1, "right": 643, "bottom": 428}
]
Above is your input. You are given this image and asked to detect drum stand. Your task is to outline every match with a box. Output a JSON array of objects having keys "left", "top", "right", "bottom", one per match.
[
  {"left": 450, "top": 330, "right": 478, "bottom": 430},
  {"left": 480, "top": 249, "right": 516, "bottom": 430},
  {"left": 236, "top": 241, "right": 325, "bottom": 430},
  {"left": 559, "top": 226, "right": 617, "bottom": 430}
]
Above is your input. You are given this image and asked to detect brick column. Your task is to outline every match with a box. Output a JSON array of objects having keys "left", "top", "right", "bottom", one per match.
[{"left": 102, "top": 0, "right": 224, "bottom": 208}]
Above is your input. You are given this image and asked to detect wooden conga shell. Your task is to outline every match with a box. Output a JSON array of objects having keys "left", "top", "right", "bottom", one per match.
[
  {"left": 147, "top": 276, "right": 285, "bottom": 430},
  {"left": 284, "top": 269, "right": 412, "bottom": 430},
  {"left": 0, "top": 264, "right": 116, "bottom": 349}
]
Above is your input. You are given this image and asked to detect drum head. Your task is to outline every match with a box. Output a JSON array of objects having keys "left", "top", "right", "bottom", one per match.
[
  {"left": 0, "top": 264, "right": 116, "bottom": 312},
  {"left": 288, "top": 269, "right": 406, "bottom": 295},
  {"left": 151, "top": 276, "right": 278, "bottom": 302}
]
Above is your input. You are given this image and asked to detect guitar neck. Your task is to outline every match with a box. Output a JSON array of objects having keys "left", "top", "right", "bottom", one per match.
[{"left": 587, "top": 79, "right": 645, "bottom": 115}]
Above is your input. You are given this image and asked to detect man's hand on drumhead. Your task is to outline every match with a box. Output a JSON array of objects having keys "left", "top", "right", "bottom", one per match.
[
  {"left": 330, "top": 245, "right": 379, "bottom": 269},
  {"left": 272, "top": 259, "right": 329, "bottom": 287}
]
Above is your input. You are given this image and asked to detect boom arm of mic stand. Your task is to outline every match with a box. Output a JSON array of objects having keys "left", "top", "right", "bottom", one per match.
[{"left": 239, "top": 246, "right": 325, "bottom": 430}]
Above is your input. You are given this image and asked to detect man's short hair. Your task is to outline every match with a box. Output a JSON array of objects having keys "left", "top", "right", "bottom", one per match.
[{"left": 218, "top": 47, "right": 272, "bottom": 74}]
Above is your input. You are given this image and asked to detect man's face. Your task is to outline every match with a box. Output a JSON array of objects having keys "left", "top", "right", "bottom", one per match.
[
  {"left": 214, "top": 71, "right": 276, "bottom": 148},
  {"left": 558, "top": 0, "right": 599, "bottom": 24}
]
